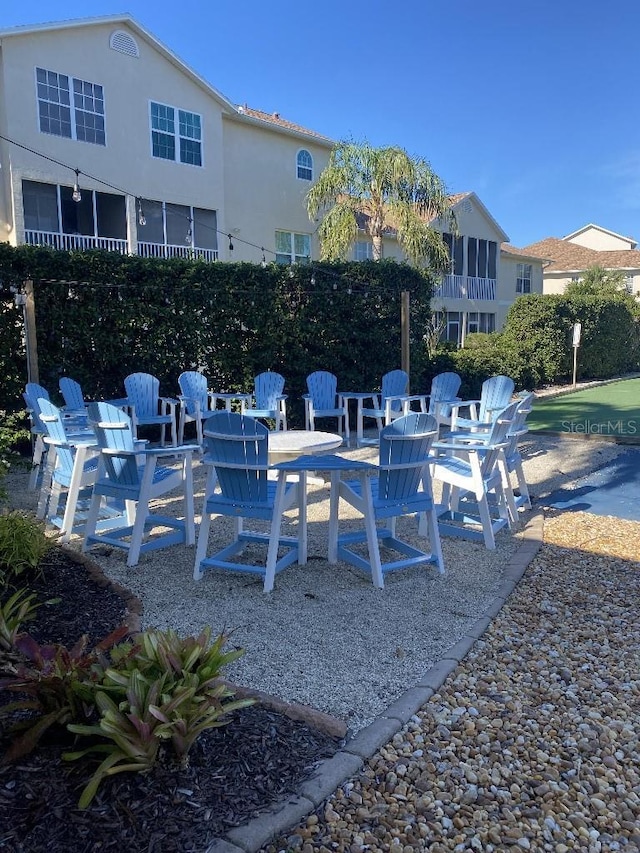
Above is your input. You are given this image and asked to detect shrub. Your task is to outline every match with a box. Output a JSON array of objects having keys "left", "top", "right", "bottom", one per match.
[
  {"left": 0, "top": 511, "right": 51, "bottom": 590},
  {"left": 0, "top": 587, "right": 40, "bottom": 651}
]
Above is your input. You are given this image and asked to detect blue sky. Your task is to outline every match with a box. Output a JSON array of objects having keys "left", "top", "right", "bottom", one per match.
[{"left": 3, "top": 0, "right": 640, "bottom": 248}]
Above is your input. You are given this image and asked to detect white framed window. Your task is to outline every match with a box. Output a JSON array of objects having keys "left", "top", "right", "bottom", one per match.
[
  {"left": 516, "top": 262, "right": 532, "bottom": 294},
  {"left": 22, "top": 179, "right": 125, "bottom": 239},
  {"left": 36, "top": 67, "right": 105, "bottom": 145},
  {"left": 624, "top": 274, "right": 634, "bottom": 294},
  {"left": 467, "top": 312, "right": 496, "bottom": 334},
  {"left": 275, "top": 231, "right": 310, "bottom": 264},
  {"left": 297, "top": 149, "right": 313, "bottom": 180},
  {"left": 445, "top": 311, "right": 462, "bottom": 344},
  {"left": 150, "top": 101, "right": 202, "bottom": 166},
  {"left": 354, "top": 241, "right": 373, "bottom": 261}
]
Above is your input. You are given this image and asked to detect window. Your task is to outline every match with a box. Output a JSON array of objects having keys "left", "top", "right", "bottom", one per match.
[
  {"left": 36, "top": 67, "right": 105, "bottom": 145},
  {"left": 625, "top": 274, "right": 634, "bottom": 294},
  {"left": 275, "top": 231, "right": 310, "bottom": 264},
  {"left": 150, "top": 102, "right": 202, "bottom": 166},
  {"left": 445, "top": 312, "right": 462, "bottom": 344},
  {"left": 354, "top": 241, "right": 373, "bottom": 261},
  {"left": 137, "top": 200, "right": 217, "bottom": 251},
  {"left": 297, "top": 149, "right": 313, "bottom": 180},
  {"left": 442, "top": 232, "right": 464, "bottom": 275},
  {"left": 467, "top": 312, "right": 496, "bottom": 334},
  {"left": 22, "top": 179, "right": 125, "bottom": 239},
  {"left": 516, "top": 263, "right": 532, "bottom": 294},
  {"left": 467, "top": 238, "right": 497, "bottom": 279}
]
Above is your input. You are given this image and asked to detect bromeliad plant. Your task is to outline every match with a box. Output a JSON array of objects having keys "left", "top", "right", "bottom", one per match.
[
  {"left": 64, "top": 626, "right": 254, "bottom": 807},
  {"left": 0, "top": 587, "right": 40, "bottom": 651},
  {"left": 0, "top": 626, "right": 130, "bottom": 762}
]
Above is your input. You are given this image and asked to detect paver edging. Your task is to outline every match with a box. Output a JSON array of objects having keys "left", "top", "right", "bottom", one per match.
[{"left": 211, "top": 508, "right": 545, "bottom": 853}]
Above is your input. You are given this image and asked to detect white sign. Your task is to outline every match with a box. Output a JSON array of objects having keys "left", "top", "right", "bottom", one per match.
[{"left": 572, "top": 322, "right": 582, "bottom": 347}]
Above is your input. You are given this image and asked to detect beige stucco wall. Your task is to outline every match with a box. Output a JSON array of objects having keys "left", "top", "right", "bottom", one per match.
[
  {"left": 222, "top": 117, "right": 331, "bottom": 263},
  {"left": 0, "top": 22, "right": 226, "bottom": 245},
  {"left": 566, "top": 227, "right": 635, "bottom": 251}
]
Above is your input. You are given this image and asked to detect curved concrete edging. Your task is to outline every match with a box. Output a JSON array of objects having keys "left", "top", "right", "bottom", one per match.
[{"left": 206, "top": 510, "right": 545, "bottom": 853}]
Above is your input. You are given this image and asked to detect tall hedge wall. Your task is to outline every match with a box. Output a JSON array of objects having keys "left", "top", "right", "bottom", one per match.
[{"left": 0, "top": 244, "right": 435, "bottom": 424}]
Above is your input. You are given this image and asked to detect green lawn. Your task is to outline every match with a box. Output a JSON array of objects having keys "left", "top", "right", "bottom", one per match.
[{"left": 528, "top": 378, "right": 640, "bottom": 440}]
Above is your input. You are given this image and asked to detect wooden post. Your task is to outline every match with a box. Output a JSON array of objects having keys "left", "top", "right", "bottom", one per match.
[
  {"left": 23, "top": 279, "right": 40, "bottom": 385},
  {"left": 401, "top": 290, "right": 410, "bottom": 389}
]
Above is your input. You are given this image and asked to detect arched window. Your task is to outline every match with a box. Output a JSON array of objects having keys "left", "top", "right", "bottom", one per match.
[{"left": 297, "top": 149, "right": 313, "bottom": 181}]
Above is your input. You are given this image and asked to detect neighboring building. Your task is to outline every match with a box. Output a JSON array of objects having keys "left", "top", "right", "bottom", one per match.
[
  {"left": 433, "top": 193, "right": 544, "bottom": 344},
  {"left": 521, "top": 224, "right": 640, "bottom": 297},
  {"left": 0, "top": 15, "right": 332, "bottom": 264}
]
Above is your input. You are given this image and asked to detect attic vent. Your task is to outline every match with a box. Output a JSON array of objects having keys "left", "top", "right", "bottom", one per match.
[
  {"left": 461, "top": 199, "right": 473, "bottom": 213},
  {"left": 109, "top": 30, "right": 139, "bottom": 57}
]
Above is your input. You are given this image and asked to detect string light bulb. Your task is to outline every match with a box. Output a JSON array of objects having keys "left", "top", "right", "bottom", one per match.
[
  {"left": 185, "top": 219, "right": 193, "bottom": 245},
  {"left": 72, "top": 169, "right": 82, "bottom": 203},
  {"left": 310, "top": 272, "right": 316, "bottom": 286},
  {"left": 261, "top": 248, "right": 266, "bottom": 268},
  {"left": 228, "top": 234, "right": 234, "bottom": 252},
  {"left": 137, "top": 197, "right": 146, "bottom": 227}
]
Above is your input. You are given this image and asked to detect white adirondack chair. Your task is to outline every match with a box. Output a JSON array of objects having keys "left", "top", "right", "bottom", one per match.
[
  {"left": 358, "top": 369, "right": 409, "bottom": 439},
  {"left": 124, "top": 372, "right": 178, "bottom": 447}
]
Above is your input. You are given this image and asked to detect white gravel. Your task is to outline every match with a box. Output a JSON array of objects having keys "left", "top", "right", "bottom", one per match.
[{"left": 6, "top": 432, "right": 625, "bottom": 735}]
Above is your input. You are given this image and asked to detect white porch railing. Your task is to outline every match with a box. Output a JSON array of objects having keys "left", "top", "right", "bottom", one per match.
[
  {"left": 137, "top": 242, "right": 219, "bottom": 262},
  {"left": 433, "top": 274, "right": 496, "bottom": 301},
  {"left": 25, "top": 230, "right": 129, "bottom": 254}
]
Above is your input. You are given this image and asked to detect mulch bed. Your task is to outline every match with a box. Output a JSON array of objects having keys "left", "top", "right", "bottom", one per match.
[{"left": 0, "top": 548, "right": 341, "bottom": 852}]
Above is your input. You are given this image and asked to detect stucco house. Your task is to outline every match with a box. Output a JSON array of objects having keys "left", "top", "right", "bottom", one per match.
[
  {"left": 521, "top": 224, "right": 640, "bottom": 297},
  {"left": 0, "top": 14, "right": 543, "bottom": 342},
  {"left": 0, "top": 15, "right": 332, "bottom": 264}
]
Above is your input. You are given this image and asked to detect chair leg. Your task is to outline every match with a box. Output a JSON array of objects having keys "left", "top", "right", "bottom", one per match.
[
  {"left": 194, "top": 506, "right": 212, "bottom": 580},
  {"left": 264, "top": 474, "right": 290, "bottom": 593},
  {"left": 29, "top": 436, "right": 46, "bottom": 490},
  {"left": 476, "top": 494, "right": 496, "bottom": 549},
  {"left": 178, "top": 410, "right": 185, "bottom": 445},
  {"left": 183, "top": 452, "right": 195, "bottom": 545},
  {"left": 328, "top": 471, "right": 340, "bottom": 563},
  {"left": 361, "top": 478, "right": 384, "bottom": 589},
  {"left": 82, "top": 492, "right": 103, "bottom": 552},
  {"left": 423, "top": 507, "right": 445, "bottom": 574},
  {"left": 59, "top": 447, "right": 92, "bottom": 543}
]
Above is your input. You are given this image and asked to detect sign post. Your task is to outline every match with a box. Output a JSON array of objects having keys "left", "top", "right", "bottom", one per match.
[{"left": 572, "top": 322, "right": 581, "bottom": 388}]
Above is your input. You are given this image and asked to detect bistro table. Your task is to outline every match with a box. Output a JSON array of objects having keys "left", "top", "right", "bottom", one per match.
[
  {"left": 270, "top": 453, "right": 377, "bottom": 563},
  {"left": 338, "top": 392, "right": 377, "bottom": 448},
  {"left": 267, "top": 429, "right": 344, "bottom": 463}
]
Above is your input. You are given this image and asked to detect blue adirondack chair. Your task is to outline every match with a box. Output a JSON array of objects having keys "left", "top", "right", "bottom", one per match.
[
  {"left": 428, "top": 400, "right": 520, "bottom": 548},
  {"left": 241, "top": 371, "right": 288, "bottom": 431},
  {"left": 35, "top": 397, "right": 100, "bottom": 542},
  {"left": 23, "top": 382, "right": 51, "bottom": 489},
  {"left": 124, "top": 372, "right": 178, "bottom": 447},
  {"left": 303, "top": 371, "right": 348, "bottom": 439},
  {"left": 194, "top": 412, "right": 304, "bottom": 592},
  {"left": 59, "top": 377, "right": 87, "bottom": 414},
  {"left": 358, "top": 369, "right": 409, "bottom": 441},
  {"left": 177, "top": 370, "right": 218, "bottom": 446},
  {"left": 448, "top": 374, "right": 515, "bottom": 433},
  {"left": 503, "top": 392, "right": 535, "bottom": 511},
  {"left": 331, "top": 412, "right": 444, "bottom": 589},
  {"left": 83, "top": 402, "right": 196, "bottom": 567}
]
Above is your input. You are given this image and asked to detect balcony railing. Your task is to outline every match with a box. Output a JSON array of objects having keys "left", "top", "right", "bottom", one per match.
[
  {"left": 433, "top": 274, "right": 496, "bottom": 301},
  {"left": 25, "top": 230, "right": 129, "bottom": 254},
  {"left": 137, "top": 242, "right": 219, "bottom": 262},
  {"left": 23, "top": 232, "right": 219, "bottom": 263}
]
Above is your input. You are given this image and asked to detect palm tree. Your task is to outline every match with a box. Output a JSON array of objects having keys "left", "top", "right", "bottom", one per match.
[{"left": 307, "top": 141, "right": 456, "bottom": 269}]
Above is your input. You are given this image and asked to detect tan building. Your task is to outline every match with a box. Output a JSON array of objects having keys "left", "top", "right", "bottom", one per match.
[
  {"left": 521, "top": 224, "right": 640, "bottom": 297},
  {"left": 0, "top": 15, "right": 332, "bottom": 264},
  {"left": 0, "top": 14, "right": 544, "bottom": 339}
]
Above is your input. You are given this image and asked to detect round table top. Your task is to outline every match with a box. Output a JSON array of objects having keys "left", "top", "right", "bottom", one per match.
[{"left": 268, "top": 430, "right": 343, "bottom": 456}]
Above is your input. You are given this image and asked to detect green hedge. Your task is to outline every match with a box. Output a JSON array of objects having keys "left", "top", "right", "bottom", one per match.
[{"left": 0, "top": 244, "right": 435, "bottom": 424}]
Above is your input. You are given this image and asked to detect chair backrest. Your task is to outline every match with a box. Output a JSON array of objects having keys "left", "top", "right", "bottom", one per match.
[
  {"left": 380, "top": 369, "right": 409, "bottom": 413},
  {"left": 428, "top": 372, "right": 462, "bottom": 416},
  {"left": 203, "top": 412, "right": 269, "bottom": 503},
  {"left": 87, "top": 401, "right": 139, "bottom": 487},
  {"left": 178, "top": 371, "right": 209, "bottom": 416},
  {"left": 306, "top": 371, "right": 338, "bottom": 410},
  {"left": 124, "top": 372, "right": 160, "bottom": 419},
  {"left": 505, "top": 393, "right": 535, "bottom": 460},
  {"left": 254, "top": 371, "right": 285, "bottom": 410},
  {"left": 59, "top": 377, "right": 85, "bottom": 411},
  {"left": 479, "top": 400, "right": 521, "bottom": 476},
  {"left": 38, "top": 397, "right": 75, "bottom": 476},
  {"left": 377, "top": 412, "right": 438, "bottom": 502},
  {"left": 478, "top": 375, "right": 515, "bottom": 423},
  {"left": 24, "top": 383, "right": 51, "bottom": 432}
]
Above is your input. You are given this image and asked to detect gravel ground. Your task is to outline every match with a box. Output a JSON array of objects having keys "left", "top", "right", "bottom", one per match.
[
  {"left": 5, "top": 432, "right": 625, "bottom": 737},
  {"left": 261, "top": 509, "right": 640, "bottom": 853}
]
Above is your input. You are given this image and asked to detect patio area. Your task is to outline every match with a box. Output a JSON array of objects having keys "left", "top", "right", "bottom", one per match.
[{"left": 4, "top": 431, "right": 624, "bottom": 735}]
